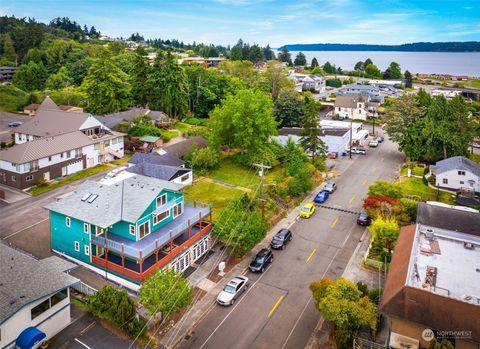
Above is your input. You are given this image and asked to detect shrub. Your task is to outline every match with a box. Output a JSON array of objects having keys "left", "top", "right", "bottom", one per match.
[
  {"left": 186, "top": 147, "right": 220, "bottom": 172},
  {"left": 326, "top": 79, "right": 342, "bottom": 88},
  {"left": 356, "top": 281, "right": 369, "bottom": 297},
  {"left": 36, "top": 179, "right": 48, "bottom": 187},
  {"left": 116, "top": 121, "right": 131, "bottom": 133},
  {"left": 368, "top": 288, "right": 383, "bottom": 305}
]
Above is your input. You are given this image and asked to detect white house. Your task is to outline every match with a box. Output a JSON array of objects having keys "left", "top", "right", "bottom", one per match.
[
  {"left": 431, "top": 89, "right": 462, "bottom": 99},
  {"left": 334, "top": 95, "right": 369, "bottom": 120},
  {"left": 276, "top": 127, "right": 351, "bottom": 154},
  {"left": 0, "top": 244, "right": 79, "bottom": 349},
  {"left": 289, "top": 73, "right": 326, "bottom": 93},
  {"left": 0, "top": 97, "right": 125, "bottom": 190},
  {"left": 431, "top": 156, "right": 480, "bottom": 193}
]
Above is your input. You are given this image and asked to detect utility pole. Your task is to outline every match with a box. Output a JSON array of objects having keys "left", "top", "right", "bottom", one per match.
[
  {"left": 253, "top": 163, "right": 271, "bottom": 218},
  {"left": 372, "top": 110, "right": 376, "bottom": 136},
  {"left": 349, "top": 118, "right": 352, "bottom": 159}
]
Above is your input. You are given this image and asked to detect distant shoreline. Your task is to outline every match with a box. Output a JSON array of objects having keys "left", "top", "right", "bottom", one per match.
[{"left": 278, "top": 42, "right": 480, "bottom": 53}]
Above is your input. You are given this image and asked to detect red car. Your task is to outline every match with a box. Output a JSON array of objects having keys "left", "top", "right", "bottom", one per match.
[{"left": 328, "top": 152, "right": 338, "bottom": 159}]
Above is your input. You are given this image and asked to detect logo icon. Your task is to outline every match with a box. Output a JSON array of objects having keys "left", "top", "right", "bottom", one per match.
[{"left": 422, "top": 329, "right": 434, "bottom": 341}]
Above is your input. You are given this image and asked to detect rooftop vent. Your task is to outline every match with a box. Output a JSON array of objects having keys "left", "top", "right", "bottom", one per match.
[
  {"left": 81, "top": 193, "right": 92, "bottom": 202},
  {"left": 87, "top": 194, "right": 98, "bottom": 203}
]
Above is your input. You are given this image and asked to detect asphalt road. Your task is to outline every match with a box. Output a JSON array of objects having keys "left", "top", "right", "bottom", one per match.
[
  {"left": 176, "top": 131, "right": 403, "bottom": 349},
  {"left": 0, "top": 111, "right": 31, "bottom": 142}
]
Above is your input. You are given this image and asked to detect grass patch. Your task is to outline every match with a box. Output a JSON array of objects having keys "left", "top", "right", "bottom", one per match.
[
  {"left": 184, "top": 117, "right": 206, "bottom": 126},
  {"left": 159, "top": 129, "right": 178, "bottom": 142},
  {"left": 466, "top": 80, "right": 480, "bottom": 88},
  {"left": 184, "top": 177, "right": 245, "bottom": 221},
  {"left": 396, "top": 177, "right": 454, "bottom": 204},
  {"left": 0, "top": 85, "right": 29, "bottom": 112},
  {"left": 29, "top": 164, "right": 112, "bottom": 196},
  {"left": 71, "top": 297, "right": 89, "bottom": 310},
  {"left": 411, "top": 166, "right": 425, "bottom": 177}
]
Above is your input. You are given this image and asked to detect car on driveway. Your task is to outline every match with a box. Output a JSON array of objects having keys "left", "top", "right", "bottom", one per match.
[
  {"left": 216, "top": 276, "right": 249, "bottom": 306},
  {"left": 299, "top": 203, "right": 316, "bottom": 218},
  {"left": 327, "top": 152, "right": 338, "bottom": 159},
  {"left": 270, "top": 228, "right": 292, "bottom": 250},
  {"left": 350, "top": 147, "right": 366, "bottom": 155},
  {"left": 369, "top": 140, "right": 379, "bottom": 148},
  {"left": 314, "top": 190, "right": 329, "bottom": 204},
  {"left": 376, "top": 136, "right": 384, "bottom": 143},
  {"left": 249, "top": 248, "right": 273, "bottom": 273},
  {"left": 8, "top": 121, "right": 23, "bottom": 127},
  {"left": 357, "top": 212, "right": 371, "bottom": 226},
  {"left": 323, "top": 182, "right": 337, "bottom": 193}
]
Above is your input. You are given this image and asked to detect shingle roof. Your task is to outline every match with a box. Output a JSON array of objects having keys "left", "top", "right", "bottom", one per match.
[
  {"left": 37, "top": 96, "right": 61, "bottom": 112},
  {"left": 344, "top": 83, "right": 379, "bottom": 91},
  {"left": 416, "top": 202, "right": 480, "bottom": 236},
  {"left": 0, "top": 243, "right": 79, "bottom": 325},
  {"left": 129, "top": 152, "right": 185, "bottom": 167},
  {"left": 334, "top": 95, "right": 367, "bottom": 108},
  {"left": 163, "top": 136, "right": 208, "bottom": 158},
  {"left": 127, "top": 162, "right": 190, "bottom": 181},
  {"left": 433, "top": 156, "right": 480, "bottom": 177},
  {"left": 99, "top": 108, "right": 168, "bottom": 129},
  {"left": 44, "top": 175, "right": 184, "bottom": 227}
]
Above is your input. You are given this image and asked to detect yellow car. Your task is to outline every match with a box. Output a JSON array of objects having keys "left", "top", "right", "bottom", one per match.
[{"left": 300, "top": 203, "right": 316, "bottom": 218}]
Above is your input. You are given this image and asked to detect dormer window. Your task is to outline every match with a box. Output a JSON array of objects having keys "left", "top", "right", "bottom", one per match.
[{"left": 156, "top": 194, "right": 167, "bottom": 208}]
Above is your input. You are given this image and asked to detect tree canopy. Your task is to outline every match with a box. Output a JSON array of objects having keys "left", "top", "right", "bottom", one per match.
[{"left": 293, "top": 52, "right": 307, "bottom": 66}]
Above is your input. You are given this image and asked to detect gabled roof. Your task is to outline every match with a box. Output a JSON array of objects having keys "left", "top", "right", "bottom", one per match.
[
  {"left": 127, "top": 162, "right": 190, "bottom": 182},
  {"left": 334, "top": 95, "right": 367, "bottom": 108},
  {"left": 0, "top": 243, "right": 79, "bottom": 325},
  {"left": 44, "top": 175, "right": 184, "bottom": 227},
  {"left": 163, "top": 136, "right": 208, "bottom": 158},
  {"left": 129, "top": 152, "right": 185, "bottom": 167},
  {"left": 432, "top": 156, "right": 480, "bottom": 177}
]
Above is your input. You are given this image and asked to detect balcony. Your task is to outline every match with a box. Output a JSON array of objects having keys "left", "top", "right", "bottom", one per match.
[{"left": 91, "top": 202, "right": 211, "bottom": 260}]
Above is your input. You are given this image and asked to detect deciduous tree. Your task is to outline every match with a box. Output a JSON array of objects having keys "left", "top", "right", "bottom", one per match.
[
  {"left": 13, "top": 61, "right": 48, "bottom": 91},
  {"left": 367, "top": 180, "right": 403, "bottom": 199},
  {"left": 2, "top": 33, "right": 16, "bottom": 63},
  {"left": 273, "top": 89, "right": 306, "bottom": 127},
  {"left": 277, "top": 47, "right": 291, "bottom": 64},
  {"left": 365, "top": 63, "right": 382, "bottom": 78},
  {"left": 45, "top": 66, "right": 72, "bottom": 90}
]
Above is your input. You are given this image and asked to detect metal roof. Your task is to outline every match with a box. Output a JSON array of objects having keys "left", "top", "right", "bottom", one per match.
[
  {"left": 432, "top": 156, "right": 480, "bottom": 177},
  {"left": 0, "top": 243, "right": 79, "bottom": 325},
  {"left": 126, "top": 162, "right": 190, "bottom": 182}
]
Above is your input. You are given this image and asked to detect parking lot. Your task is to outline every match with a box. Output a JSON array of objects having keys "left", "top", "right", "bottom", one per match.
[{"left": 0, "top": 111, "right": 31, "bottom": 142}]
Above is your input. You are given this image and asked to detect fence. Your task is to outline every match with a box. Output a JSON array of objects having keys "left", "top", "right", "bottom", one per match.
[{"left": 72, "top": 281, "right": 97, "bottom": 297}]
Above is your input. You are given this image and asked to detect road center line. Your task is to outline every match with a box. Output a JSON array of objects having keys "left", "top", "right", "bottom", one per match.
[
  {"left": 306, "top": 248, "right": 317, "bottom": 263},
  {"left": 348, "top": 195, "right": 356, "bottom": 205},
  {"left": 268, "top": 295, "right": 285, "bottom": 318},
  {"left": 3, "top": 218, "right": 48, "bottom": 240},
  {"left": 74, "top": 338, "right": 93, "bottom": 349},
  {"left": 330, "top": 217, "right": 338, "bottom": 228}
]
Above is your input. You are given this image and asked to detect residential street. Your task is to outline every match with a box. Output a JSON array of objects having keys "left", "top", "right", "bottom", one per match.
[{"left": 173, "top": 131, "right": 403, "bottom": 349}]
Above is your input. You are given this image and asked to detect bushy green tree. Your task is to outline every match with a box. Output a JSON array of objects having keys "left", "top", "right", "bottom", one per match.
[
  {"left": 13, "top": 61, "right": 48, "bottom": 91},
  {"left": 139, "top": 269, "right": 192, "bottom": 323},
  {"left": 185, "top": 146, "right": 220, "bottom": 172},
  {"left": 293, "top": 52, "right": 307, "bottom": 66},
  {"left": 45, "top": 39, "right": 72, "bottom": 72},
  {"left": 383, "top": 61, "right": 402, "bottom": 79},
  {"left": 311, "top": 57, "right": 319, "bottom": 67},
  {"left": 281, "top": 139, "right": 313, "bottom": 196},
  {"left": 2, "top": 33, "right": 17, "bottom": 63},
  {"left": 369, "top": 217, "right": 400, "bottom": 255},
  {"left": 364, "top": 58, "right": 373, "bottom": 67},
  {"left": 323, "top": 61, "right": 336, "bottom": 74},
  {"left": 277, "top": 47, "right": 291, "bottom": 64},
  {"left": 354, "top": 61, "right": 364, "bottom": 71},
  {"left": 404, "top": 70, "right": 413, "bottom": 88},
  {"left": 22, "top": 48, "right": 42, "bottom": 64},
  {"left": 300, "top": 93, "right": 327, "bottom": 162},
  {"left": 45, "top": 66, "right": 72, "bottom": 90},
  {"left": 368, "top": 180, "right": 403, "bottom": 199},
  {"left": 365, "top": 63, "right": 382, "bottom": 78},
  {"left": 66, "top": 57, "right": 92, "bottom": 86},
  {"left": 309, "top": 277, "right": 377, "bottom": 349},
  {"left": 273, "top": 89, "right": 306, "bottom": 127},
  {"left": 81, "top": 49, "right": 131, "bottom": 114}
]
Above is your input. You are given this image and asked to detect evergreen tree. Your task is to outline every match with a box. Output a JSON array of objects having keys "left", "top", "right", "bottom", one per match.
[
  {"left": 300, "top": 93, "right": 327, "bottom": 162},
  {"left": 277, "top": 47, "right": 292, "bottom": 64},
  {"left": 293, "top": 52, "right": 307, "bottom": 66},
  {"left": 81, "top": 49, "right": 131, "bottom": 114},
  {"left": 45, "top": 66, "right": 71, "bottom": 90},
  {"left": 364, "top": 58, "right": 373, "bottom": 66},
  {"left": 2, "top": 33, "right": 16, "bottom": 63},
  {"left": 263, "top": 44, "right": 274, "bottom": 60},
  {"left": 322, "top": 61, "right": 336, "bottom": 74},
  {"left": 249, "top": 44, "right": 264, "bottom": 63},
  {"left": 311, "top": 57, "right": 319, "bottom": 68},
  {"left": 354, "top": 61, "right": 364, "bottom": 71},
  {"left": 130, "top": 53, "right": 151, "bottom": 107},
  {"left": 404, "top": 70, "right": 413, "bottom": 88},
  {"left": 147, "top": 51, "right": 188, "bottom": 118},
  {"left": 274, "top": 90, "right": 306, "bottom": 127}
]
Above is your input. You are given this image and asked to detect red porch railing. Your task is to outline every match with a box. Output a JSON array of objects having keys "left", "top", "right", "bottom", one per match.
[{"left": 91, "top": 221, "right": 212, "bottom": 283}]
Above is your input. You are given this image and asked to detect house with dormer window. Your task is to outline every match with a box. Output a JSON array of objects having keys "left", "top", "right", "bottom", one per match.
[{"left": 44, "top": 174, "right": 212, "bottom": 290}]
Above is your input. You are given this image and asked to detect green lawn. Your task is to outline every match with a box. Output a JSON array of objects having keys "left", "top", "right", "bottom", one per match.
[
  {"left": 159, "top": 129, "right": 179, "bottom": 142},
  {"left": 184, "top": 178, "right": 245, "bottom": 221},
  {"left": 466, "top": 80, "right": 480, "bottom": 88},
  {"left": 396, "top": 177, "right": 454, "bottom": 204}
]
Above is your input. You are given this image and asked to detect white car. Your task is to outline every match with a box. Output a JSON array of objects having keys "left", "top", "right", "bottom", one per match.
[
  {"left": 216, "top": 276, "right": 249, "bottom": 306},
  {"left": 350, "top": 147, "right": 367, "bottom": 155}
]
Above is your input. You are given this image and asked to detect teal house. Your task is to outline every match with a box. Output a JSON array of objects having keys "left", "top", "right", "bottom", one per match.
[{"left": 45, "top": 174, "right": 212, "bottom": 287}]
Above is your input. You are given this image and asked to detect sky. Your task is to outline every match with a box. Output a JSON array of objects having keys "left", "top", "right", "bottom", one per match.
[{"left": 3, "top": 0, "right": 480, "bottom": 47}]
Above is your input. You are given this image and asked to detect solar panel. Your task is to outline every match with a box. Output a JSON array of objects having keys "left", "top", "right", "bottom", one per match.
[
  {"left": 87, "top": 194, "right": 98, "bottom": 203},
  {"left": 81, "top": 193, "right": 92, "bottom": 202}
]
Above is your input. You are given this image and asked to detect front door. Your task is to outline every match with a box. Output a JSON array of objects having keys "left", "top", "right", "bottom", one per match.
[
  {"left": 61, "top": 166, "right": 67, "bottom": 176},
  {"left": 43, "top": 172, "right": 50, "bottom": 181}
]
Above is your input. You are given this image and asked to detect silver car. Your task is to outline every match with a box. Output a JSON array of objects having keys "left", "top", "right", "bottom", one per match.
[
  {"left": 323, "top": 182, "right": 337, "bottom": 193},
  {"left": 216, "top": 276, "right": 249, "bottom": 306}
]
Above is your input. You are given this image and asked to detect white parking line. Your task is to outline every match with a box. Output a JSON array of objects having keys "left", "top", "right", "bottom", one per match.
[
  {"left": 74, "top": 338, "right": 93, "bottom": 349},
  {"left": 3, "top": 218, "right": 48, "bottom": 240}
]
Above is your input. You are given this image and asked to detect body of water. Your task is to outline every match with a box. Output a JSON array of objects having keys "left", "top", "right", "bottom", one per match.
[{"left": 289, "top": 51, "right": 480, "bottom": 77}]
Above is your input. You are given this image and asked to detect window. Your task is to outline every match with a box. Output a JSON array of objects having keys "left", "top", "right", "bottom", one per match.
[
  {"left": 129, "top": 224, "right": 136, "bottom": 236},
  {"left": 156, "top": 194, "right": 167, "bottom": 207},
  {"left": 74, "top": 241, "right": 80, "bottom": 251},
  {"left": 60, "top": 152, "right": 64, "bottom": 158},
  {"left": 48, "top": 156, "right": 52, "bottom": 162},
  {"left": 173, "top": 203, "right": 183, "bottom": 218},
  {"left": 31, "top": 160, "right": 39, "bottom": 171},
  {"left": 460, "top": 181, "right": 464, "bottom": 185},
  {"left": 50, "top": 289, "right": 68, "bottom": 307},
  {"left": 84, "top": 245, "right": 90, "bottom": 255},
  {"left": 111, "top": 137, "right": 118, "bottom": 145},
  {"left": 83, "top": 223, "right": 89, "bottom": 234},
  {"left": 11, "top": 175, "right": 16, "bottom": 182},
  {"left": 117, "top": 137, "right": 123, "bottom": 143},
  {"left": 66, "top": 150, "right": 71, "bottom": 158},
  {"left": 26, "top": 175, "right": 33, "bottom": 181},
  {"left": 94, "top": 143, "right": 100, "bottom": 150},
  {"left": 458, "top": 170, "right": 466, "bottom": 176},
  {"left": 104, "top": 140, "right": 110, "bottom": 147},
  {"left": 153, "top": 210, "right": 170, "bottom": 225},
  {"left": 66, "top": 217, "right": 71, "bottom": 227},
  {"left": 442, "top": 178, "right": 448, "bottom": 185},
  {"left": 95, "top": 226, "right": 104, "bottom": 236},
  {"left": 31, "top": 298, "right": 50, "bottom": 320},
  {"left": 181, "top": 174, "right": 190, "bottom": 182},
  {"left": 75, "top": 148, "right": 82, "bottom": 157},
  {"left": 139, "top": 221, "right": 150, "bottom": 239}
]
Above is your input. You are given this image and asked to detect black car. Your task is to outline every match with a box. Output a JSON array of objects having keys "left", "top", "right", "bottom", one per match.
[
  {"left": 270, "top": 228, "right": 292, "bottom": 250},
  {"left": 249, "top": 248, "right": 273, "bottom": 273},
  {"left": 357, "top": 212, "right": 371, "bottom": 226}
]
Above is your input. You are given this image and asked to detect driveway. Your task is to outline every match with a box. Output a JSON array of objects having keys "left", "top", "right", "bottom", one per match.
[{"left": 173, "top": 132, "right": 403, "bottom": 349}]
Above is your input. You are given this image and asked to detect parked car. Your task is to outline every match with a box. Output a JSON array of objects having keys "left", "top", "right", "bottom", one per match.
[
  {"left": 249, "top": 248, "right": 273, "bottom": 273},
  {"left": 314, "top": 190, "right": 329, "bottom": 204},
  {"left": 369, "top": 140, "right": 379, "bottom": 148},
  {"left": 216, "top": 276, "right": 249, "bottom": 306},
  {"left": 357, "top": 212, "right": 371, "bottom": 226},
  {"left": 327, "top": 152, "right": 338, "bottom": 159},
  {"left": 300, "top": 203, "right": 316, "bottom": 218},
  {"left": 270, "top": 228, "right": 293, "bottom": 250},
  {"left": 350, "top": 147, "right": 366, "bottom": 155},
  {"left": 323, "top": 182, "right": 337, "bottom": 193},
  {"left": 376, "top": 136, "right": 384, "bottom": 143},
  {"left": 8, "top": 121, "right": 22, "bottom": 127},
  {"left": 470, "top": 142, "right": 480, "bottom": 149}
]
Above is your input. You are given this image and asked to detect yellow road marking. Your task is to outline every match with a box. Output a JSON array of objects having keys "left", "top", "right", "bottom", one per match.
[
  {"left": 362, "top": 179, "right": 368, "bottom": 185},
  {"left": 331, "top": 217, "right": 339, "bottom": 228},
  {"left": 349, "top": 195, "right": 356, "bottom": 205},
  {"left": 306, "top": 248, "right": 317, "bottom": 263},
  {"left": 268, "top": 295, "right": 285, "bottom": 317}
]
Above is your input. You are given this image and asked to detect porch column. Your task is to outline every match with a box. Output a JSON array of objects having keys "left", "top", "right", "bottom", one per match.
[
  {"left": 121, "top": 244, "right": 125, "bottom": 272},
  {"left": 188, "top": 219, "right": 191, "bottom": 239},
  {"left": 139, "top": 251, "right": 143, "bottom": 274},
  {"left": 155, "top": 240, "right": 159, "bottom": 264},
  {"left": 209, "top": 212, "right": 212, "bottom": 223},
  {"left": 169, "top": 230, "right": 173, "bottom": 254}
]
